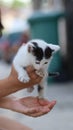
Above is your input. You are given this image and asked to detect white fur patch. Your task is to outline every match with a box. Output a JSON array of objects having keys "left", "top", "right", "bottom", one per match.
[{"left": 13, "top": 39, "right": 60, "bottom": 98}]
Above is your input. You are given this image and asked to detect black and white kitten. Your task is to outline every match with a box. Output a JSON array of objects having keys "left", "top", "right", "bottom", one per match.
[{"left": 13, "top": 39, "right": 60, "bottom": 98}]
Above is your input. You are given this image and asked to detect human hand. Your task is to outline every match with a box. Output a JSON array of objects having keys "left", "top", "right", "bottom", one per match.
[
  {"left": 8, "top": 96, "right": 56, "bottom": 117},
  {"left": 0, "top": 65, "right": 42, "bottom": 98},
  {"left": 9, "top": 65, "right": 42, "bottom": 89}
]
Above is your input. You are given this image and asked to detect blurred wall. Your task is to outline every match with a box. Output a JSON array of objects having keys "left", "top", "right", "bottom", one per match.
[{"left": 63, "top": 0, "right": 73, "bottom": 81}]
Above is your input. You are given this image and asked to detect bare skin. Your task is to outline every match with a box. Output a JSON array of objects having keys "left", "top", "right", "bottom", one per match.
[
  {"left": 0, "top": 96, "right": 56, "bottom": 117},
  {"left": 0, "top": 65, "right": 42, "bottom": 98},
  {"left": 0, "top": 116, "right": 32, "bottom": 130},
  {"left": 0, "top": 65, "right": 56, "bottom": 130}
]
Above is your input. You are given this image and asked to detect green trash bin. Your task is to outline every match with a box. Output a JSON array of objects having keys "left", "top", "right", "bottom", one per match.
[{"left": 28, "top": 11, "right": 65, "bottom": 83}]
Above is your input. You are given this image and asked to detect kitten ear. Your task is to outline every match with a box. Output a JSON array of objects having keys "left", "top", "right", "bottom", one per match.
[
  {"left": 28, "top": 44, "right": 35, "bottom": 53},
  {"left": 28, "top": 45, "right": 32, "bottom": 53},
  {"left": 48, "top": 44, "right": 60, "bottom": 53}
]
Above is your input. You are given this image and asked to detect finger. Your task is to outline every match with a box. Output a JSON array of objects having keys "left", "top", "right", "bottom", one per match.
[
  {"left": 23, "top": 107, "right": 39, "bottom": 115},
  {"left": 29, "top": 107, "right": 50, "bottom": 117},
  {"left": 38, "top": 98, "right": 51, "bottom": 106},
  {"left": 29, "top": 105, "right": 51, "bottom": 117},
  {"left": 48, "top": 100, "right": 56, "bottom": 110},
  {"left": 28, "top": 70, "right": 42, "bottom": 81},
  {"left": 26, "top": 66, "right": 42, "bottom": 78},
  {"left": 29, "top": 72, "right": 38, "bottom": 80},
  {"left": 26, "top": 66, "right": 35, "bottom": 73},
  {"left": 34, "top": 77, "right": 42, "bottom": 83},
  {"left": 26, "top": 67, "right": 39, "bottom": 80},
  {"left": 30, "top": 101, "right": 56, "bottom": 117}
]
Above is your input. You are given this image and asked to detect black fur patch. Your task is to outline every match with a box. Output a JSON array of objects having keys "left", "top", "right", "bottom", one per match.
[
  {"left": 32, "top": 45, "right": 43, "bottom": 61},
  {"left": 45, "top": 47, "right": 53, "bottom": 59},
  {"left": 31, "top": 42, "right": 38, "bottom": 47},
  {"left": 31, "top": 42, "right": 53, "bottom": 61},
  {"left": 0, "top": 21, "right": 4, "bottom": 37},
  {"left": 38, "top": 85, "right": 43, "bottom": 92}
]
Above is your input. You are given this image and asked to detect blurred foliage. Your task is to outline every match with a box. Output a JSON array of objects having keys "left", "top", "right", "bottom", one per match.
[
  {"left": 11, "top": 0, "right": 26, "bottom": 8},
  {"left": 0, "top": 0, "right": 31, "bottom": 8}
]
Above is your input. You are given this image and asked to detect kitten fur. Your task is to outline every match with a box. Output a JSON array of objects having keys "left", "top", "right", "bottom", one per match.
[{"left": 13, "top": 39, "right": 60, "bottom": 98}]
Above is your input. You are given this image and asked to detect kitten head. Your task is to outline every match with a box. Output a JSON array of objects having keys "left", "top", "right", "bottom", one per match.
[{"left": 27, "top": 39, "right": 60, "bottom": 70}]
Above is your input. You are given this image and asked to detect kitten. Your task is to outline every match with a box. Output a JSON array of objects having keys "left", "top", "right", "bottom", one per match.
[{"left": 13, "top": 39, "right": 60, "bottom": 98}]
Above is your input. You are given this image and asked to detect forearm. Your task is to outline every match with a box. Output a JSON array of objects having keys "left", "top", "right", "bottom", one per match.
[
  {"left": 0, "top": 116, "right": 32, "bottom": 130},
  {"left": 0, "top": 96, "right": 15, "bottom": 110},
  {"left": 0, "top": 76, "right": 38, "bottom": 98},
  {"left": 0, "top": 77, "right": 28, "bottom": 98}
]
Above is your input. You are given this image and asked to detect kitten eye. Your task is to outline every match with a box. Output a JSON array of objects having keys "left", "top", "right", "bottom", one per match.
[
  {"left": 35, "top": 61, "right": 40, "bottom": 64},
  {"left": 44, "top": 62, "right": 48, "bottom": 64}
]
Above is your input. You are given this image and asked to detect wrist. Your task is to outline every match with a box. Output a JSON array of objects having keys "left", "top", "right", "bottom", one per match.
[{"left": 0, "top": 96, "right": 16, "bottom": 110}]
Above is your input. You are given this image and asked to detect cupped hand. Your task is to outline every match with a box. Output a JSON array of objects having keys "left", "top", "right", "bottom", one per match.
[{"left": 10, "top": 96, "right": 56, "bottom": 117}]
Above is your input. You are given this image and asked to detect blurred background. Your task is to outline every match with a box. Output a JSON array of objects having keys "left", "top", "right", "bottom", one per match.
[
  {"left": 0, "top": 0, "right": 73, "bottom": 82},
  {"left": 0, "top": 0, "right": 73, "bottom": 130}
]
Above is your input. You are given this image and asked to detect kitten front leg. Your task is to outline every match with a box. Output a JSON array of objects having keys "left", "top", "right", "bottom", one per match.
[
  {"left": 18, "top": 69, "right": 30, "bottom": 83},
  {"left": 14, "top": 64, "right": 30, "bottom": 83}
]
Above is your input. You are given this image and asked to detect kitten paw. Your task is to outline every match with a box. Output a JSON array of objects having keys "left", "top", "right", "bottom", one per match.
[
  {"left": 18, "top": 75, "right": 30, "bottom": 83},
  {"left": 36, "top": 70, "right": 44, "bottom": 77}
]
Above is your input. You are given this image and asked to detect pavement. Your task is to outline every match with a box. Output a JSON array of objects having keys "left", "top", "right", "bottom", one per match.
[{"left": 0, "top": 60, "right": 73, "bottom": 130}]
